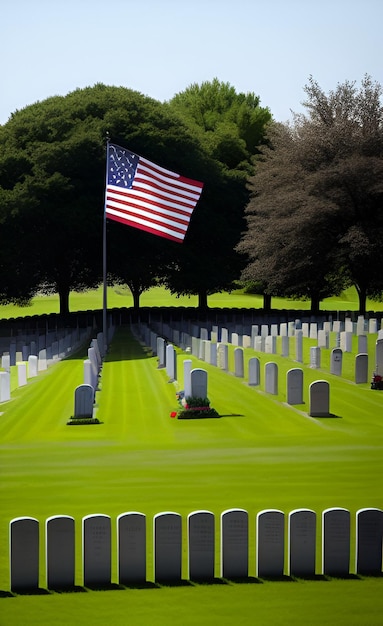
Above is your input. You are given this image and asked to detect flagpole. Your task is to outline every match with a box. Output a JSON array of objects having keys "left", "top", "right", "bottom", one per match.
[{"left": 102, "top": 133, "right": 110, "bottom": 356}]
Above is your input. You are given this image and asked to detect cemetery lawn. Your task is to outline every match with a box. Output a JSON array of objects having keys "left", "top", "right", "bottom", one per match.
[{"left": 1, "top": 328, "right": 383, "bottom": 624}]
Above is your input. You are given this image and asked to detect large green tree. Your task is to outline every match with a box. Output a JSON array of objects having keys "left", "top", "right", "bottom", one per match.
[{"left": 238, "top": 75, "right": 383, "bottom": 314}]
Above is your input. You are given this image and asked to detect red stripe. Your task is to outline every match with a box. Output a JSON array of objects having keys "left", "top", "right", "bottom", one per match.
[
  {"left": 106, "top": 189, "right": 193, "bottom": 220},
  {"left": 134, "top": 173, "right": 200, "bottom": 205},
  {"left": 107, "top": 213, "right": 185, "bottom": 243},
  {"left": 106, "top": 199, "right": 189, "bottom": 229},
  {"left": 140, "top": 158, "right": 204, "bottom": 191}
]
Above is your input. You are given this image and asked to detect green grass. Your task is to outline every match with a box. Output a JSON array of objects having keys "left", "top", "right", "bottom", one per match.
[
  {"left": 1, "top": 325, "right": 383, "bottom": 624},
  {"left": 1, "top": 285, "right": 383, "bottom": 319}
]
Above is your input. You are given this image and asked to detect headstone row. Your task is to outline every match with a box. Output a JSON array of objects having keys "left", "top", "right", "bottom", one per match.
[{"left": 9, "top": 507, "right": 383, "bottom": 590}]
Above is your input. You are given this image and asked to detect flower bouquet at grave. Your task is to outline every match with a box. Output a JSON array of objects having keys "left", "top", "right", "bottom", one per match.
[
  {"left": 174, "top": 395, "right": 220, "bottom": 419},
  {"left": 371, "top": 373, "right": 383, "bottom": 390}
]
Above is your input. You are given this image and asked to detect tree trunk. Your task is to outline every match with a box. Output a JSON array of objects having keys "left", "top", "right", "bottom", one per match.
[
  {"left": 310, "top": 293, "right": 321, "bottom": 314},
  {"left": 355, "top": 284, "right": 367, "bottom": 315},
  {"left": 263, "top": 293, "right": 271, "bottom": 311},
  {"left": 58, "top": 285, "right": 70, "bottom": 317},
  {"left": 198, "top": 289, "right": 208, "bottom": 310},
  {"left": 132, "top": 290, "right": 140, "bottom": 310}
]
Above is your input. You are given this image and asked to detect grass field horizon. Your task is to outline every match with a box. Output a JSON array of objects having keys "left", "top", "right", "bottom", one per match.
[
  {"left": 1, "top": 285, "right": 383, "bottom": 320},
  {"left": 1, "top": 293, "right": 383, "bottom": 624}
]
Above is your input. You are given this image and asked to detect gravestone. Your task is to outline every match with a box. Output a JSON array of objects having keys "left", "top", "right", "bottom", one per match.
[
  {"left": 310, "top": 346, "right": 321, "bottom": 369},
  {"left": 251, "top": 325, "right": 259, "bottom": 343},
  {"left": 38, "top": 348, "right": 47, "bottom": 371},
  {"left": 281, "top": 335, "right": 289, "bottom": 358},
  {"left": 280, "top": 323, "right": 288, "bottom": 336},
  {"left": 302, "top": 323, "right": 309, "bottom": 338},
  {"left": 322, "top": 508, "right": 350, "bottom": 576},
  {"left": 221, "top": 328, "right": 229, "bottom": 344},
  {"left": 190, "top": 368, "right": 208, "bottom": 399},
  {"left": 231, "top": 332, "right": 239, "bottom": 346},
  {"left": 330, "top": 348, "right": 342, "bottom": 376},
  {"left": 248, "top": 357, "right": 260, "bottom": 386},
  {"left": 287, "top": 368, "right": 303, "bottom": 405},
  {"left": 154, "top": 512, "right": 182, "bottom": 582},
  {"left": 261, "top": 325, "right": 269, "bottom": 338},
  {"left": 234, "top": 348, "right": 244, "bottom": 378},
  {"left": 345, "top": 318, "right": 353, "bottom": 333},
  {"left": 265, "top": 336, "right": 277, "bottom": 354},
  {"left": 220, "top": 509, "right": 248, "bottom": 578},
  {"left": 340, "top": 332, "right": 352, "bottom": 353},
  {"left": 46, "top": 515, "right": 75, "bottom": 588},
  {"left": 309, "top": 323, "right": 318, "bottom": 339},
  {"left": 0, "top": 371, "right": 11, "bottom": 402},
  {"left": 84, "top": 359, "right": 95, "bottom": 389},
  {"left": 28, "top": 355, "right": 38, "bottom": 378},
  {"left": 74, "top": 384, "right": 94, "bottom": 418},
  {"left": 82, "top": 514, "right": 111, "bottom": 587},
  {"left": 288, "top": 509, "right": 316, "bottom": 577},
  {"left": 166, "top": 344, "right": 177, "bottom": 382},
  {"left": 217, "top": 343, "right": 228, "bottom": 371},
  {"left": 333, "top": 320, "right": 342, "bottom": 333},
  {"left": 369, "top": 318, "right": 378, "bottom": 334},
  {"left": 10, "top": 517, "right": 39, "bottom": 591},
  {"left": 375, "top": 339, "right": 383, "bottom": 374},
  {"left": 210, "top": 343, "right": 217, "bottom": 367},
  {"left": 317, "top": 330, "right": 329, "bottom": 349},
  {"left": 271, "top": 324, "right": 278, "bottom": 336},
  {"left": 191, "top": 337, "right": 200, "bottom": 358},
  {"left": 200, "top": 328, "right": 208, "bottom": 341},
  {"left": 309, "top": 380, "right": 330, "bottom": 417},
  {"left": 1, "top": 354, "right": 10, "bottom": 372},
  {"left": 117, "top": 512, "right": 146, "bottom": 584},
  {"left": 357, "top": 334, "right": 367, "bottom": 354},
  {"left": 355, "top": 353, "right": 368, "bottom": 384},
  {"left": 356, "top": 317, "right": 365, "bottom": 335},
  {"left": 355, "top": 508, "right": 383, "bottom": 575},
  {"left": 256, "top": 510, "right": 285, "bottom": 578},
  {"left": 183, "top": 359, "right": 192, "bottom": 398},
  {"left": 188, "top": 510, "right": 215, "bottom": 580},
  {"left": 242, "top": 335, "right": 251, "bottom": 349},
  {"left": 17, "top": 363, "right": 27, "bottom": 387},
  {"left": 254, "top": 336, "right": 265, "bottom": 352},
  {"left": 265, "top": 362, "right": 278, "bottom": 395},
  {"left": 295, "top": 330, "right": 303, "bottom": 363},
  {"left": 157, "top": 337, "right": 166, "bottom": 368}
]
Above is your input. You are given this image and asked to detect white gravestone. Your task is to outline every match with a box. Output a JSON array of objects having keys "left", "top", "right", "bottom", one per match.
[
  {"left": 256, "top": 510, "right": 285, "bottom": 578},
  {"left": 261, "top": 325, "right": 269, "bottom": 337},
  {"left": 265, "top": 362, "right": 278, "bottom": 395},
  {"left": 27, "top": 355, "right": 37, "bottom": 378},
  {"left": 221, "top": 328, "right": 229, "bottom": 344},
  {"left": 157, "top": 337, "right": 166, "bottom": 368},
  {"left": 38, "top": 348, "right": 47, "bottom": 371},
  {"left": 248, "top": 357, "right": 260, "bottom": 386},
  {"left": 17, "top": 362, "right": 27, "bottom": 387},
  {"left": 302, "top": 323, "right": 309, "bottom": 338},
  {"left": 183, "top": 359, "right": 192, "bottom": 398},
  {"left": 280, "top": 323, "right": 287, "bottom": 336},
  {"left": 74, "top": 384, "right": 94, "bottom": 418},
  {"left": 295, "top": 330, "right": 303, "bottom": 363},
  {"left": 217, "top": 343, "right": 228, "bottom": 371},
  {"left": 166, "top": 344, "right": 177, "bottom": 382},
  {"left": 254, "top": 336, "right": 265, "bottom": 352},
  {"left": 309, "top": 323, "right": 318, "bottom": 339},
  {"left": 210, "top": 343, "right": 217, "bottom": 367},
  {"left": 287, "top": 368, "right": 303, "bottom": 405},
  {"left": 154, "top": 512, "right": 182, "bottom": 582},
  {"left": 84, "top": 359, "right": 95, "bottom": 389},
  {"left": 117, "top": 512, "right": 146, "bottom": 584},
  {"left": 188, "top": 510, "right": 215, "bottom": 580},
  {"left": 281, "top": 335, "right": 289, "bottom": 358},
  {"left": 355, "top": 353, "right": 368, "bottom": 384},
  {"left": 330, "top": 348, "right": 342, "bottom": 376},
  {"left": 322, "top": 508, "right": 350, "bottom": 576},
  {"left": 355, "top": 508, "right": 383, "bottom": 575},
  {"left": 0, "top": 371, "right": 11, "bottom": 403},
  {"left": 288, "top": 509, "right": 316, "bottom": 577},
  {"left": 369, "top": 318, "right": 378, "bottom": 334},
  {"left": 46, "top": 515, "right": 75, "bottom": 589},
  {"left": 190, "top": 368, "right": 208, "bottom": 399},
  {"left": 340, "top": 332, "right": 352, "bottom": 353},
  {"left": 231, "top": 333, "right": 239, "bottom": 346},
  {"left": 234, "top": 348, "right": 244, "bottom": 378},
  {"left": 1, "top": 354, "right": 10, "bottom": 372},
  {"left": 310, "top": 346, "right": 321, "bottom": 369},
  {"left": 317, "top": 330, "right": 329, "bottom": 349},
  {"left": 357, "top": 335, "right": 367, "bottom": 354},
  {"left": 242, "top": 335, "right": 251, "bottom": 349},
  {"left": 265, "top": 336, "right": 277, "bottom": 354},
  {"left": 82, "top": 514, "right": 111, "bottom": 587},
  {"left": 375, "top": 339, "right": 383, "bottom": 374},
  {"left": 309, "top": 380, "right": 330, "bottom": 417},
  {"left": 10, "top": 517, "right": 39, "bottom": 591},
  {"left": 220, "top": 509, "right": 248, "bottom": 578}
]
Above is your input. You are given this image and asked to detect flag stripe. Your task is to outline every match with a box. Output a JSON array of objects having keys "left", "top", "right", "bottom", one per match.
[{"left": 105, "top": 143, "right": 203, "bottom": 243}]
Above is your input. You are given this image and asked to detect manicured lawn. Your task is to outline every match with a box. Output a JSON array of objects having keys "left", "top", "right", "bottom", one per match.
[{"left": 1, "top": 326, "right": 383, "bottom": 624}]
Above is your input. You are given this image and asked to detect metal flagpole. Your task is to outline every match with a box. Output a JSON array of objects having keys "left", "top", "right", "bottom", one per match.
[{"left": 102, "top": 133, "right": 110, "bottom": 356}]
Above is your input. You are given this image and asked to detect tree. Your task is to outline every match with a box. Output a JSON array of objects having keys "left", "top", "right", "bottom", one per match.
[
  {"left": 163, "top": 80, "right": 272, "bottom": 308},
  {"left": 238, "top": 76, "right": 383, "bottom": 314}
]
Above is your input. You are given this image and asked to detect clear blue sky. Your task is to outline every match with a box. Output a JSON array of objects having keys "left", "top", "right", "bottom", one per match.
[{"left": 1, "top": 0, "right": 382, "bottom": 126}]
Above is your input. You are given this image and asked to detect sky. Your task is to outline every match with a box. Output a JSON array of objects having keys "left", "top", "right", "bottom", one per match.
[{"left": 1, "top": 0, "right": 382, "bottom": 126}]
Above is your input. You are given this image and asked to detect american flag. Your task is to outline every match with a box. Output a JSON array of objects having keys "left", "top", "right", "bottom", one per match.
[{"left": 105, "top": 143, "right": 204, "bottom": 243}]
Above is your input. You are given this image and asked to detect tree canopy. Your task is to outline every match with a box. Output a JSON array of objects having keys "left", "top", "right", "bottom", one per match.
[{"left": 238, "top": 75, "right": 383, "bottom": 313}]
